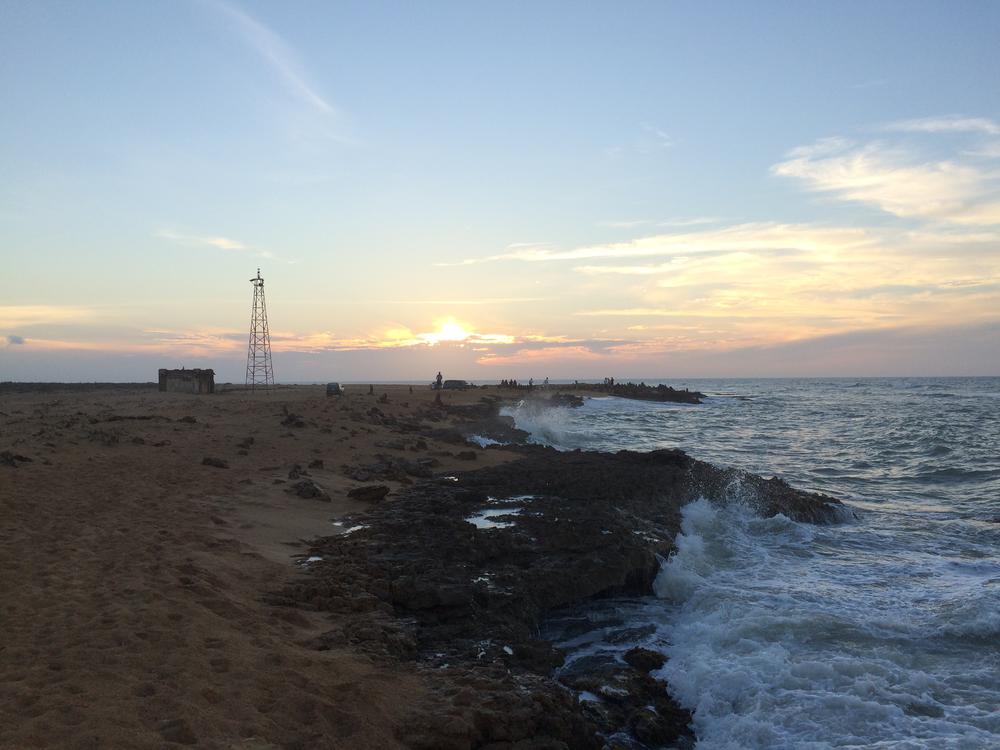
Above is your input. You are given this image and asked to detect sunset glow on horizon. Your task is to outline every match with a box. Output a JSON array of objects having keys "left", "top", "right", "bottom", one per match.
[{"left": 2, "top": 1, "right": 998, "bottom": 381}]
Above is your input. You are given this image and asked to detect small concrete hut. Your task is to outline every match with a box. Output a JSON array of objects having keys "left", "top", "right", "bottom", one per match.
[{"left": 158, "top": 368, "right": 215, "bottom": 394}]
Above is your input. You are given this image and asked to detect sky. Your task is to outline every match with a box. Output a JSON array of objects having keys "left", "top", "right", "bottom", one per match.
[{"left": 1, "top": 0, "right": 999, "bottom": 382}]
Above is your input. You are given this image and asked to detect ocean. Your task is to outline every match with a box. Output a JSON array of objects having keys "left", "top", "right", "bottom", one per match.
[{"left": 503, "top": 378, "right": 1000, "bottom": 749}]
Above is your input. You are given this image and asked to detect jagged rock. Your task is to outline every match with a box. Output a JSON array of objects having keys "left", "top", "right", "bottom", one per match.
[
  {"left": 623, "top": 647, "right": 666, "bottom": 673},
  {"left": 308, "top": 459, "right": 324, "bottom": 469},
  {"left": 572, "top": 382, "right": 705, "bottom": 404},
  {"left": 531, "top": 393, "right": 585, "bottom": 408},
  {"left": 177, "top": 415, "right": 198, "bottom": 424},
  {"left": 1, "top": 451, "right": 33, "bottom": 467},
  {"left": 344, "top": 454, "right": 433, "bottom": 483},
  {"left": 289, "top": 479, "right": 329, "bottom": 501},
  {"left": 201, "top": 457, "right": 228, "bottom": 469}
]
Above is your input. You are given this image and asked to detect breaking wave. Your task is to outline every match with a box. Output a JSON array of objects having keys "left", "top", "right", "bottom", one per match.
[
  {"left": 653, "top": 496, "right": 1000, "bottom": 749},
  {"left": 511, "top": 378, "right": 1000, "bottom": 749}
]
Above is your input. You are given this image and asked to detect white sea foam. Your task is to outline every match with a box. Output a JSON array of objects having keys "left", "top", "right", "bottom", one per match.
[
  {"left": 465, "top": 507, "right": 523, "bottom": 529},
  {"left": 487, "top": 494, "right": 538, "bottom": 504},
  {"left": 467, "top": 434, "right": 502, "bottom": 447},
  {"left": 652, "top": 497, "right": 1000, "bottom": 749},
  {"left": 500, "top": 399, "right": 579, "bottom": 449}
]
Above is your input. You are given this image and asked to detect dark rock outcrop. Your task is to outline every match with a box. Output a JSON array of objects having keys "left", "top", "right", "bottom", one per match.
[
  {"left": 289, "top": 479, "right": 330, "bottom": 501},
  {"left": 347, "top": 485, "right": 391, "bottom": 503},
  {"left": 1, "top": 450, "right": 33, "bottom": 468},
  {"left": 271, "top": 446, "right": 847, "bottom": 748},
  {"left": 574, "top": 381, "right": 705, "bottom": 404}
]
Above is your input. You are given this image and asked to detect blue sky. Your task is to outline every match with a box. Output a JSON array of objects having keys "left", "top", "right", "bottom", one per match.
[{"left": 2, "top": 1, "right": 998, "bottom": 380}]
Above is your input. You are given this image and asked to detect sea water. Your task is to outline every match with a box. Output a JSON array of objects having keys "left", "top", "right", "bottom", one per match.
[{"left": 505, "top": 378, "right": 1000, "bottom": 749}]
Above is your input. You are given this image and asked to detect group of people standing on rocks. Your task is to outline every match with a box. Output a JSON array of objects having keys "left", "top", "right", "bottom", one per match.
[{"left": 498, "top": 377, "right": 549, "bottom": 390}]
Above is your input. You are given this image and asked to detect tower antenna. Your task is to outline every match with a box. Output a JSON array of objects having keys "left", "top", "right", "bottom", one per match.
[{"left": 245, "top": 268, "right": 274, "bottom": 390}]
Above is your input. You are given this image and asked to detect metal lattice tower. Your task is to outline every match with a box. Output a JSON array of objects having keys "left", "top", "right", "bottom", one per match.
[{"left": 245, "top": 268, "right": 274, "bottom": 390}]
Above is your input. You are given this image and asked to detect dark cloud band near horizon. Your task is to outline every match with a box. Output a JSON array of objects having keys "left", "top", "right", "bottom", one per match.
[{"left": 2, "top": 321, "right": 996, "bottom": 383}]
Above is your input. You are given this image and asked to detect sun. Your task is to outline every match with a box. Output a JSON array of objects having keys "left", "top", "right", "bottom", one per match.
[{"left": 419, "top": 320, "right": 471, "bottom": 345}]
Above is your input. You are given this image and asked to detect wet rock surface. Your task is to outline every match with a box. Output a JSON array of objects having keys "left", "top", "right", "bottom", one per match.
[
  {"left": 573, "top": 382, "right": 705, "bottom": 405},
  {"left": 272, "top": 444, "right": 846, "bottom": 748}
]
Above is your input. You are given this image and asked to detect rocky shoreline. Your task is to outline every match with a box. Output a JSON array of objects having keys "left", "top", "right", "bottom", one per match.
[
  {"left": 272, "top": 396, "right": 847, "bottom": 749},
  {"left": 568, "top": 382, "right": 706, "bottom": 405}
]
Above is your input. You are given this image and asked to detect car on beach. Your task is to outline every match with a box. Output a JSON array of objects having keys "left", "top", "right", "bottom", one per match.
[{"left": 326, "top": 382, "right": 343, "bottom": 396}]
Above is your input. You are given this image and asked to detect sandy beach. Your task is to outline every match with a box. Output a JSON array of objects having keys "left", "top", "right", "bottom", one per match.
[{"left": 0, "top": 384, "right": 518, "bottom": 749}]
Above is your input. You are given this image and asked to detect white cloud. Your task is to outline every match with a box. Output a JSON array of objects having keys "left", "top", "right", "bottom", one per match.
[
  {"left": 658, "top": 217, "right": 723, "bottom": 227},
  {"left": 772, "top": 137, "right": 1000, "bottom": 225},
  {"left": 884, "top": 116, "right": 1000, "bottom": 136},
  {"left": 157, "top": 230, "right": 246, "bottom": 252},
  {"left": 484, "top": 223, "right": 874, "bottom": 263}
]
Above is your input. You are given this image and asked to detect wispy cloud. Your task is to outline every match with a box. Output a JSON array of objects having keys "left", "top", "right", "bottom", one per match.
[
  {"left": 597, "top": 219, "right": 653, "bottom": 229},
  {"left": 639, "top": 122, "right": 675, "bottom": 151},
  {"left": 207, "top": 0, "right": 354, "bottom": 146},
  {"left": 884, "top": 115, "right": 1000, "bottom": 136},
  {"left": 435, "top": 241, "right": 554, "bottom": 267},
  {"left": 156, "top": 229, "right": 278, "bottom": 260},
  {"left": 605, "top": 122, "right": 675, "bottom": 158},
  {"left": 0, "top": 305, "right": 96, "bottom": 328},
  {"left": 213, "top": 0, "right": 334, "bottom": 116},
  {"left": 446, "top": 223, "right": 875, "bottom": 265},
  {"left": 598, "top": 217, "right": 722, "bottom": 230},
  {"left": 772, "top": 136, "right": 1000, "bottom": 224},
  {"left": 5, "top": 334, "right": 25, "bottom": 346},
  {"left": 374, "top": 297, "right": 548, "bottom": 305},
  {"left": 566, "top": 221, "right": 1000, "bottom": 345},
  {"left": 157, "top": 230, "right": 246, "bottom": 251},
  {"left": 658, "top": 217, "right": 723, "bottom": 228}
]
